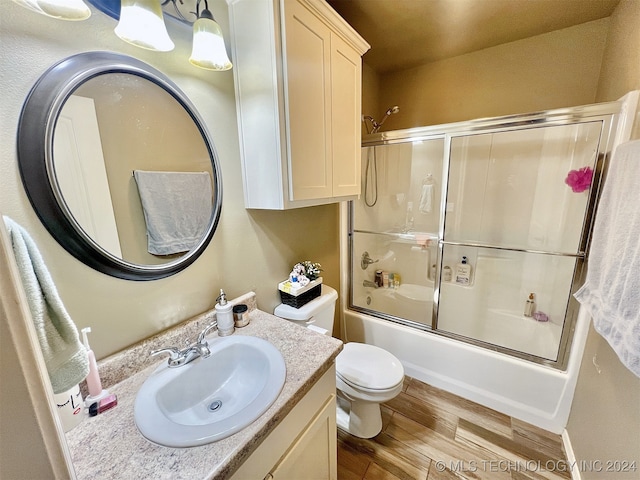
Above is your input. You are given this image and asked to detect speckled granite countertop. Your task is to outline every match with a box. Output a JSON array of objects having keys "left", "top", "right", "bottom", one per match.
[{"left": 65, "top": 292, "right": 343, "bottom": 480}]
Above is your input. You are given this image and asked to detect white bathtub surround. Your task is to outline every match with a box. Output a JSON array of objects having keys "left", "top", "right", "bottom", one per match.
[{"left": 66, "top": 292, "right": 342, "bottom": 479}]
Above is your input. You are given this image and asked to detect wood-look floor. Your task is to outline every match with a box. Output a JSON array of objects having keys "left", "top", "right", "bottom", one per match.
[{"left": 337, "top": 376, "right": 571, "bottom": 480}]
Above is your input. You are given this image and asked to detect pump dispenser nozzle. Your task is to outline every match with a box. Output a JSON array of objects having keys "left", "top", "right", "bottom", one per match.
[
  {"left": 82, "top": 327, "right": 91, "bottom": 350},
  {"left": 217, "top": 289, "right": 228, "bottom": 305}
]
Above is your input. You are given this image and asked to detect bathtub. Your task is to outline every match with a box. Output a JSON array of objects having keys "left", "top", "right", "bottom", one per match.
[
  {"left": 341, "top": 289, "right": 591, "bottom": 434},
  {"left": 438, "top": 307, "right": 564, "bottom": 361}
]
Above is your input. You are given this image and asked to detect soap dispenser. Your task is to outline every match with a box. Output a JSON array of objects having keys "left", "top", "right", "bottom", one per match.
[{"left": 216, "top": 289, "right": 234, "bottom": 336}]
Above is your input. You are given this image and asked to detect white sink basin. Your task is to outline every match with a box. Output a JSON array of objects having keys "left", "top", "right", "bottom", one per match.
[{"left": 134, "top": 335, "right": 286, "bottom": 448}]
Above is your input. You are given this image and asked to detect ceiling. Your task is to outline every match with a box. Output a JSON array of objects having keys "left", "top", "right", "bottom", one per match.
[{"left": 327, "top": 0, "right": 620, "bottom": 74}]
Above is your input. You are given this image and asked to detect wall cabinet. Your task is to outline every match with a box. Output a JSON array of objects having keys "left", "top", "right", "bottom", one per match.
[
  {"left": 230, "top": 365, "right": 337, "bottom": 480},
  {"left": 229, "top": 0, "right": 370, "bottom": 209}
]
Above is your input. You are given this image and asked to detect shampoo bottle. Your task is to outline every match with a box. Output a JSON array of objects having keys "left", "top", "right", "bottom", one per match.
[
  {"left": 216, "top": 289, "right": 234, "bottom": 336},
  {"left": 524, "top": 293, "right": 536, "bottom": 317},
  {"left": 455, "top": 256, "right": 472, "bottom": 285}
]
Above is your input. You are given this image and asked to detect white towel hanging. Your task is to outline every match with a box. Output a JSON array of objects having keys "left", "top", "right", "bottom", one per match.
[{"left": 574, "top": 140, "right": 640, "bottom": 378}]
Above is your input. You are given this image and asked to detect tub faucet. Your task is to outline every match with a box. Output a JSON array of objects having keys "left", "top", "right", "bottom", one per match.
[
  {"left": 151, "top": 321, "right": 218, "bottom": 368},
  {"left": 363, "top": 280, "right": 379, "bottom": 289}
]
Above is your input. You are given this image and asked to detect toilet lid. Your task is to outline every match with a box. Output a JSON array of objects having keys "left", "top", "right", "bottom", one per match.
[{"left": 336, "top": 343, "right": 404, "bottom": 390}]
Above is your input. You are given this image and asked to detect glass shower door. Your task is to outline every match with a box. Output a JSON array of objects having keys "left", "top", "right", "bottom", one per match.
[
  {"left": 349, "top": 101, "right": 622, "bottom": 368},
  {"left": 350, "top": 138, "right": 445, "bottom": 327},
  {"left": 437, "top": 122, "right": 602, "bottom": 361}
]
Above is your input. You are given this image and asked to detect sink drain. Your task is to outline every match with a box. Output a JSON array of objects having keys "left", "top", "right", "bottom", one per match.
[{"left": 208, "top": 400, "right": 222, "bottom": 412}]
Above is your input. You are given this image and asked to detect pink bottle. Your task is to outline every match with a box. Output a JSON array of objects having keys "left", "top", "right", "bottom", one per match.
[{"left": 82, "top": 328, "right": 109, "bottom": 404}]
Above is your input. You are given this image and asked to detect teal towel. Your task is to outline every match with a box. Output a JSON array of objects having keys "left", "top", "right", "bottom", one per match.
[{"left": 3, "top": 216, "right": 89, "bottom": 394}]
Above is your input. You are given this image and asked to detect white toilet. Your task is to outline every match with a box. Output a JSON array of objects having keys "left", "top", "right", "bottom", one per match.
[{"left": 274, "top": 285, "right": 404, "bottom": 438}]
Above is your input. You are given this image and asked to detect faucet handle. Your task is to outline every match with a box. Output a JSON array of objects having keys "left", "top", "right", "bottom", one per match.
[
  {"left": 197, "top": 321, "right": 218, "bottom": 344},
  {"left": 361, "top": 251, "right": 379, "bottom": 270},
  {"left": 150, "top": 347, "right": 181, "bottom": 362}
]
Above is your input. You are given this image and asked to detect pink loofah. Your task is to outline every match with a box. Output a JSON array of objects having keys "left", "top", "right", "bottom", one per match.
[
  {"left": 565, "top": 166, "right": 593, "bottom": 193},
  {"left": 533, "top": 311, "right": 549, "bottom": 322}
]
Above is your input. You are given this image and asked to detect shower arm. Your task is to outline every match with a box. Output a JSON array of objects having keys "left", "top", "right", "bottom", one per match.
[{"left": 362, "top": 115, "right": 378, "bottom": 135}]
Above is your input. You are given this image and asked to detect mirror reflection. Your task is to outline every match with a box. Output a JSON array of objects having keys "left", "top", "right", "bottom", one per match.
[
  {"left": 54, "top": 73, "right": 214, "bottom": 266},
  {"left": 17, "top": 51, "right": 222, "bottom": 280}
]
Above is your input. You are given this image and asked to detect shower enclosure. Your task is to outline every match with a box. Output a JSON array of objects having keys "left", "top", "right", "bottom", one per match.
[{"left": 349, "top": 101, "right": 628, "bottom": 369}]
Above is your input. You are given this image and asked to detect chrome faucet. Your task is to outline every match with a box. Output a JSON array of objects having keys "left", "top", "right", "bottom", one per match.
[{"left": 151, "top": 321, "right": 218, "bottom": 367}]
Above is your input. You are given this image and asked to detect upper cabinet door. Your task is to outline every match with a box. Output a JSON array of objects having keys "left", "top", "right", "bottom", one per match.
[
  {"left": 283, "top": 0, "right": 333, "bottom": 201},
  {"left": 330, "top": 32, "right": 362, "bottom": 197}
]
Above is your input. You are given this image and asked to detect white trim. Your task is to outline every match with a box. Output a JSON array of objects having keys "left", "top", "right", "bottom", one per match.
[
  {"left": 0, "top": 217, "right": 76, "bottom": 479},
  {"left": 562, "top": 429, "right": 582, "bottom": 480}
]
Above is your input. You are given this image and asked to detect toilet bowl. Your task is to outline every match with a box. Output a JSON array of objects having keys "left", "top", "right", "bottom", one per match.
[{"left": 274, "top": 285, "right": 404, "bottom": 438}]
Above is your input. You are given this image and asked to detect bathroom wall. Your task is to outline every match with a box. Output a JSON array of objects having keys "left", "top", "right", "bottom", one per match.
[
  {"left": 567, "top": 0, "right": 640, "bottom": 477},
  {"left": 0, "top": 1, "right": 341, "bottom": 362},
  {"left": 363, "top": 18, "right": 609, "bottom": 131},
  {"left": 361, "top": 62, "right": 380, "bottom": 133}
]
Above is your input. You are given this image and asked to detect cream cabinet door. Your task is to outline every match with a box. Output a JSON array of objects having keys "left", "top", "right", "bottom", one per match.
[
  {"left": 284, "top": 0, "right": 333, "bottom": 201},
  {"left": 269, "top": 395, "right": 337, "bottom": 480},
  {"left": 330, "top": 32, "right": 361, "bottom": 197}
]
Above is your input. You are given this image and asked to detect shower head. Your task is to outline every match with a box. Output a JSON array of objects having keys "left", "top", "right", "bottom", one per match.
[
  {"left": 386, "top": 105, "right": 400, "bottom": 116},
  {"left": 364, "top": 105, "right": 400, "bottom": 134}
]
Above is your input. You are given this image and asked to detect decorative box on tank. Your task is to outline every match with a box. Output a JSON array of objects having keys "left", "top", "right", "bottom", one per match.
[{"left": 278, "top": 261, "right": 323, "bottom": 308}]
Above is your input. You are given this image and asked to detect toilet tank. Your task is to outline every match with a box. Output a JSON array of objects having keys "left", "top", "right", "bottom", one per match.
[{"left": 274, "top": 285, "right": 338, "bottom": 333}]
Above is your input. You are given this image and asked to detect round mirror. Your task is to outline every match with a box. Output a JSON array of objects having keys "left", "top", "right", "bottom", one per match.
[{"left": 17, "top": 52, "right": 223, "bottom": 280}]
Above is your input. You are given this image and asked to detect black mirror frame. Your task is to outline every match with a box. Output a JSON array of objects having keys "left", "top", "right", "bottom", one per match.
[{"left": 17, "top": 51, "right": 223, "bottom": 281}]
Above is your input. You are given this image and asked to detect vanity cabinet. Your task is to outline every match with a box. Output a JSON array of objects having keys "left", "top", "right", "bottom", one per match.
[
  {"left": 230, "top": 365, "right": 337, "bottom": 480},
  {"left": 228, "top": 0, "right": 370, "bottom": 209}
]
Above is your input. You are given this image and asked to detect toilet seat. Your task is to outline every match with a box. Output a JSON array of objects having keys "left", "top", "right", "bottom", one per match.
[{"left": 336, "top": 343, "right": 404, "bottom": 392}]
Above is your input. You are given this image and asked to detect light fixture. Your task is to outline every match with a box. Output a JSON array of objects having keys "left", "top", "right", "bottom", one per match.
[
  {"left": 114, "top": 0, "right": 174, "bottom": 52},
  {"left": 189, "top": 0, "right": 232, "bottom": 71},
  {"left": 12, "top": 0, "right": 232, "bottom": 71},
  {"left": 12, "top": 0, "right": 91, "bottom": 20}
]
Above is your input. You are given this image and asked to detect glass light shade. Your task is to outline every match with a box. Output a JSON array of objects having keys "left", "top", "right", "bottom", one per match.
[
  {"left": 37, "top": 0, "right": 91, "bottom": 20},
  {"left": 12, "top": 0, "right": 90, "bottom": 20},
  {"left": 189, "top": 17, "right": 232, "bottom": 71},
  {"left": 114, "top": 0, "right": 174, "bottom": 52}
]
